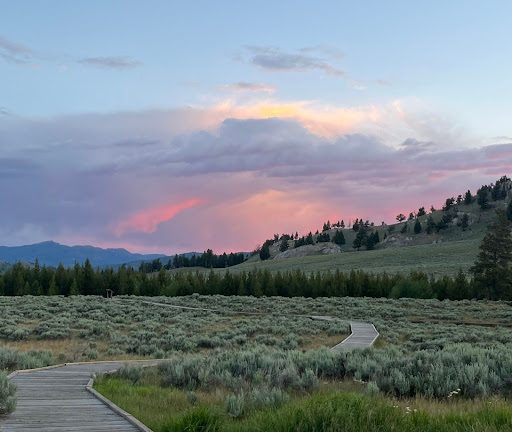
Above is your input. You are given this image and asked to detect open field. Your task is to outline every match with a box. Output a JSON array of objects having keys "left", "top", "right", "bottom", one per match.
[
  {"left": 4, "top": 295, "right": 512, "bottom": 431},
  {"left": 81, "top": 294, "right": 512, "bottom": 431},
  {"left": 95, "top": 378, "right": 512, "bottom": 432}
]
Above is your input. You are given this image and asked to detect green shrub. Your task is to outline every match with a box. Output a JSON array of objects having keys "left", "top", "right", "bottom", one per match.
[
  {"left": 0, "top": 371, "right": 17, "bottom": 414},
  {"left": 249, "top": 386, "right": 289, "bottom": 409},
  {"left": 187, "top": 391, "right": 198, "bottom": 405},
  {"left": 162, "top": 406, "right": 222, "bottom": 432},
  {"left": 116, "top": 364, "right": 146, "bottom": 385},
  {"left": 225, "top": 392, "right": 245, "bottom": 418}
]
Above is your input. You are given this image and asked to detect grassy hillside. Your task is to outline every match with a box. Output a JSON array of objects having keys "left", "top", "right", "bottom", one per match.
[
  {"left": 166, "top": 200, "right": 508, "bottom": 278},
  {"left": 226, "top": 239, "right": 480, "bottom": 277}
]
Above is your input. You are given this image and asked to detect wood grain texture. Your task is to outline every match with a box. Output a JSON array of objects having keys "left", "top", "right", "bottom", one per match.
[
  {"left": 331, "top": 321, "right": 379, "bottom": 350},
  {"left": 0, "top": 361, "right": 159, "bottom": 432}
]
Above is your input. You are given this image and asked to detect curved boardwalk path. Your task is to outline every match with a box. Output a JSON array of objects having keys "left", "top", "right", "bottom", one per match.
[
  {"left": 0, "top": 361, "right": 158, "bottom": 432},
  {"left": 331, "top": 321, "right": 379, "bottom": 350},
  {"left": 1, "top": 301, "right": 379, "bottom": 431}
]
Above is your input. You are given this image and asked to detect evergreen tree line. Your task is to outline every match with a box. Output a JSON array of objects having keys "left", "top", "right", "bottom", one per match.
[
  {"left": 154, "top": 249, "right": 246, "bottom": 271},
  {"left": 0, "top": 260, "right": 506, "bottom": 301}
]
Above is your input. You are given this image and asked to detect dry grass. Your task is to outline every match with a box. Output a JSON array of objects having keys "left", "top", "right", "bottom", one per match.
[{"left": 301, "top": 333, "right": 349, "bottom": 349}]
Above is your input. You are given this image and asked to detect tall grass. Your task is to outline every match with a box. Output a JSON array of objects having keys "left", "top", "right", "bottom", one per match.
[{"left": 95, "top": 377, "right": 512, "bottom": 432}]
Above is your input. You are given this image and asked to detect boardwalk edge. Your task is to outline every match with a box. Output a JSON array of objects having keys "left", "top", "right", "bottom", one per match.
[{"left": 86, "top": 377, "right": 154, "bottom": 432}]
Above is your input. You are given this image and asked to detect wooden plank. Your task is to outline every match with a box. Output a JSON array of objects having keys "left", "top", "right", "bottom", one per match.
[
  {"left": 0, "top": 361, "right": 160, "bottom": 432},
  {"left": 332, "top": 321, "right": 379, "bottom": 350}
]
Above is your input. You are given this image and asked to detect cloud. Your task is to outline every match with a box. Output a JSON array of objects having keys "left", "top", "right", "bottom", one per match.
[
  {"left": 377, "top": 79, "right": 392, "bottom": 86},
  {"left": 0, "top": 35, "right": 142, "bottom": 71},
  {"left": 0, "top": 35, "right": 38, "bottom": 67},
  {"left": 299, "top": 45, "right": 344, "bottom": 59},
  {"left": 0, "top": 101, "right": 509, "bottom": 253},
  {"left": 0, "top": 106, "right": 9, "bottom": 116},
  {"left": 492, "top": 136, "right": 512, "bottom": 142},
  {"left": 0, "top": 158, "right": 40, "bottom": 178},
  {"left": 78, "top": 56, "right": 142, "bottom": 70},
  {"left": 112, "top": 199, "right": 203, "bottom": 236},
  {"left": 218, "top": 82, "right": 275, "bottom": 93},
  {"left": 245, "top": 46, "right": 345, "bottom": 77}
]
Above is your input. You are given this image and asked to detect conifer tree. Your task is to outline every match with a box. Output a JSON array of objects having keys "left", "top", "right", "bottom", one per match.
[
  {"left": 414, "top": 218, "right": 422, "bottom": 234},
  {"left": 373, "top": 231, "right": 380, "bottom": 244},
  {"left": 477, "top": 186, "right": 490, "bottom": 210},
  {"left": 332, "top": 230, "right": 346, "bottom": 245},
  {"left": 426, "top": 215, "right": 435, "bottom": 234},
  {"left": 461, "top": 213, "right": 469, "bottom": 230},
  {"left": 352, "top": 226, "right": 367, "bottom": 251},
  {"left": 259, "top": 243, "right": 271, "bottom": 260},
  {"left": 471, "top": 210, "right": 512, "bottom": 299},
  {"left": 464, "top": 190, "right": 473, "bottom": 204},
  {"left": 396, "top": 214, "right": 406, "bottom": 222}
]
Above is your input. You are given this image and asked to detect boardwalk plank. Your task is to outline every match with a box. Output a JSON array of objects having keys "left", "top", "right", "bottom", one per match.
[
  {"left": 331, "top": 321, "right": 379, "bottom": 350},
  {"left": 0, "top": 361, "right": 159, "bottom": 432}
]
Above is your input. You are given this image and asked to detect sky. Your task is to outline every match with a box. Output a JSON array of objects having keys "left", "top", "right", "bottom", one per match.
[{"left": 1, "top": 1, "right": 512, "bottom": 254}]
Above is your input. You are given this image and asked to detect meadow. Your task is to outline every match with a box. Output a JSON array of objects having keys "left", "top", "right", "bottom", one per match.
[{"left": 3, "top": 295, "right": 512, "bottom": 429}]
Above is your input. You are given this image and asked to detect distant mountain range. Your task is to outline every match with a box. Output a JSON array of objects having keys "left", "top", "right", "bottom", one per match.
[{"left": 0, "top": 241, "right": 167, "bottom": 268}]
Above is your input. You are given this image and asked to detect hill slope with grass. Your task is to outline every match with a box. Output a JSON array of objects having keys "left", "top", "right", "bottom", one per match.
[{"left": 184, "top": 180, "right": 511, "bottom": 278}]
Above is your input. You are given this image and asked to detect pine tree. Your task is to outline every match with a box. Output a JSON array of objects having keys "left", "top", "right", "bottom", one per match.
[
  {"left": 48, "top": 276, "right": 58, "bottom": 295},
  {"left": 477, "top": 186, "right": 490, "bottom": 210},
  {"left": 332, "top": 230, "right": 346, "bottom": 245},
  {"left": 414, "top": 218, "right": 422, "bottom": 234},
  {"left": 426, "top": 215, "right": 435, "bottom": 234},
  {"left": 340, "top": 220, "right": 345, "bottom": 228},
  {"left": 373, "top": 231, "right": 380, "bottom": 244},
  {"left": 70, "top": 279, "right": 79, "bottom": 295},
  {"left": 464, "top": 190, "right": 473, "bottom": 204},
  {"left": 396, "top": 214, "right": 406, "bottom": 222},
  {"left": 507, "top": 200, "right": 512, "bottom": 222},
  {"left": 471, "top": 210, "right": 512, "bottom": 299},
  {"left": 461, "top": 213, "right": 469, "bottom": 231},
  {"left": 279, "top": 238, "right": 289, "bottom": 252},
  {"left": 366, "top": 234, "right": 375, "bottom": 250},
  {"left": 352, "top": 226, "right": 367, "bottom": 251},
  {"left": 417, "top": 207, "right": 426, "bottom": 217},
  {"left": 306, "top": 232, "right": 314, "bottom": 245},
  {"left": 259, "top": 243, "right": 271, "bottom": 260}
]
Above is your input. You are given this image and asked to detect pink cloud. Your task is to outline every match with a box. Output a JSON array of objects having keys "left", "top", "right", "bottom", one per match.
[{"left": 112, "top": 199, "right": 203, "bottom": 236}]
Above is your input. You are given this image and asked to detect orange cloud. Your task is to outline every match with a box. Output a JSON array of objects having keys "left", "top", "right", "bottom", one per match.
[
  {"left": 201, "top": 100, "right": 382, "bottom": 138},
  {"left": 113, "top": 199, "right": 203, "bottom": 236}
]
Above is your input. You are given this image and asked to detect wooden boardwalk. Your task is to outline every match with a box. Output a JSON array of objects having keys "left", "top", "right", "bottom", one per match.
[
  {"left": 0, "top": 361, "right": 158, "bottom": 432},
  {"left": 332, "top": 321, "right": 379, "bottom": 350},
  {"left": 0, "top": 301, "right": 379, "bottom": 431}
]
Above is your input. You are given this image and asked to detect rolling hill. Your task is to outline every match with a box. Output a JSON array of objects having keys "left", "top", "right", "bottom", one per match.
[{"left": 0, "top": 241, "right": 166, "bottom": 268}]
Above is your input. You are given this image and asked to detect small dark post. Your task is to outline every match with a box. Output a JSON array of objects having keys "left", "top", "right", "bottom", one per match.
[{"left": 106, "top": 289, "right": 114, "bottom": 299}]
